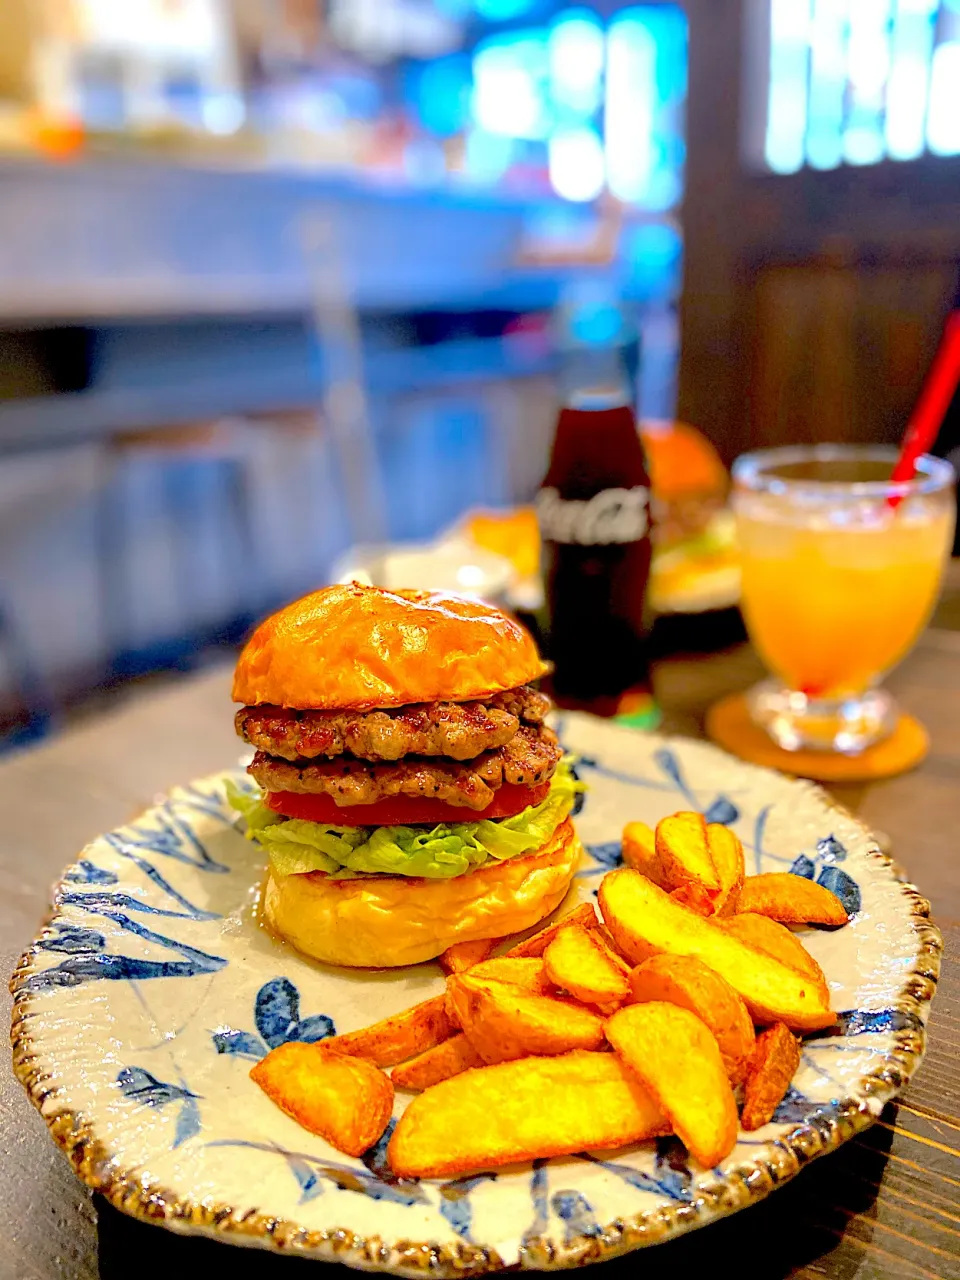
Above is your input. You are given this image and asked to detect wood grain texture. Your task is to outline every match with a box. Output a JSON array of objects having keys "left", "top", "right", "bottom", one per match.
[{"left": 2, "top": 622, "right": 959, "bottom": 1278}]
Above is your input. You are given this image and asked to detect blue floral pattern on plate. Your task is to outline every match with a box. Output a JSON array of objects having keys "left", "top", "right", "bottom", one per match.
[
  {"left": 212, "top": 976, "right": 336, "bottom": 1060},
  {"left": 10, "top": 713, "right": 938, "bottom": 1272}
]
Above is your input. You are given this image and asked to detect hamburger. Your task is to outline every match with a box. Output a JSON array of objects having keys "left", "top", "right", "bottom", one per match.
[
  {"left": 640, "top": 421, "right": 738, "bottom": 613},
  {"left": 228, "top": 583, "right": 582, "bottom": 968},
  {"left": 639, "top": 420, "right": 729, "bottom": 552}
]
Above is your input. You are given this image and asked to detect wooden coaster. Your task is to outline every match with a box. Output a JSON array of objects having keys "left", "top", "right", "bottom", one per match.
[{"left": 705, "top": 692, "right": 929, "bottom": 783}]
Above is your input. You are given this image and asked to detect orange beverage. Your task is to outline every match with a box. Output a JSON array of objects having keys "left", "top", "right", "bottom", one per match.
[{"left": 733, "top": 446, "right": 955, "bottom": 753}]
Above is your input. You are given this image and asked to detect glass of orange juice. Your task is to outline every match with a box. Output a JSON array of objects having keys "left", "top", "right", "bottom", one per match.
[{"left": 732, "top": 445, "right": 955, "bottom": 753}]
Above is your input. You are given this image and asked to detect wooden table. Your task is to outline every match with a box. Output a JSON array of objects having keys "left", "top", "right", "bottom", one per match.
[{"left": 2, "top": 630, "right": 959, "bottom": 1280}]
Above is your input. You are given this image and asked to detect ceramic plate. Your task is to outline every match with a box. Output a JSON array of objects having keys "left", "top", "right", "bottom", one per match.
[{"left": 11, "top": 715, "right": 939, "bottom": 1273}]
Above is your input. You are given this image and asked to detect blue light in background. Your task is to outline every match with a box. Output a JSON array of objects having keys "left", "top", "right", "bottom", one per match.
[
  {"left": 625, "top": 222, "right": 684, "bottom": 296},
  {"left": 886, "top": 0, "right": 937, "bottom": 160},
  {"left": 474, "top": 0, "right": 538, "bottom": 20},
  {"left": 569, "top": 300, "right": 625, "bottom": 346},
  {"left": 547, "top": 10, "right": 604, "bottom": 118},
  {"left": 605, "top": 7, "right": 686, "bottom": 210},
  {"left": 472, "top": 32, "right": 550, "bottom": 139},
  {"left": 548, "top": 126, "right": 605, "bottom": 201},
  {"left": 458, "top": 3, "right": 686, "bottom": 206},
  {"left": 407, "top": 55, "right": 472, "bottom": 137},
  {"left": 605, "top": 15, "right": 656, "bottom": 203},
  {"left": 463, "top": 128, "right": 515, "bottom": 181},
  {"left": 433, "top": 0, "right": 473, "bottom": 14},
  {"left": 766, "top": 0, "right": 813, "bottom": 173},
  {"left": 644, "top": 5, "right": 689, "bottom": 102},
  {"left": 842, "top": 0, "right": 890, "bottom": 166},
  {"left": 767, "top": 0, "right": 960, "bottom": 171},
  {"left": 806, "top": 0, "right": 848, "bottom": 169},
  {"left": 927, "top": 39, "right": 960, "bottom": 152}
]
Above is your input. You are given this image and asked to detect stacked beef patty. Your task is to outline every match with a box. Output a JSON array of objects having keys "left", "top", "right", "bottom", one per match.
[{"left": 236, "top": 685, "right": 562, "bottom": 813}]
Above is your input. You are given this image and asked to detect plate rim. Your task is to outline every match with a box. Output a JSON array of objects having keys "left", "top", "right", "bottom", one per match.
[{"left": 10, "top": 736, "right": 943, "bottom": 1274}]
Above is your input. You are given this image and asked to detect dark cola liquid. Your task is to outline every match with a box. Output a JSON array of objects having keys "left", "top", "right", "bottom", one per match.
[{"left": 537, "top": 395, "right": 655, "bottom": 718}]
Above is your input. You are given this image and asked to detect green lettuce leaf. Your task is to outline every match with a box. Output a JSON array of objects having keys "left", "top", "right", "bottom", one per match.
[{"left": 226, "top": 761, "right": 582, "bottom": 880}]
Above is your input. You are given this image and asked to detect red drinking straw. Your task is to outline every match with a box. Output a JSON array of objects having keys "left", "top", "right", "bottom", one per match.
[{"left": 889, "top": 310, "right": 960, "bottom": 505}]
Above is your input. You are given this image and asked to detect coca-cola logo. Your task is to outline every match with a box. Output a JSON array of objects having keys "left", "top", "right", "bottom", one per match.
[{"left": 536, "top": 485, "right": 650, "bottom": 546}]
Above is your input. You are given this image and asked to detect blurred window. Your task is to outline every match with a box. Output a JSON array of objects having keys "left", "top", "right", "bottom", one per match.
[{"left": 760, "top": 0, "right": 960, "bottom": 172}]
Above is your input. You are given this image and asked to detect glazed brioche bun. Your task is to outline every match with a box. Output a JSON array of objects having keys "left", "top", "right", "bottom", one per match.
[
  {"left": 233, "top": 582, "right": 547, "bottom": 711},
  {"left": 261, "top": 819, "right": 581, "bottom": 968},
  {"left": 639, "top": 421, "right": 727, "bottom": 501}
]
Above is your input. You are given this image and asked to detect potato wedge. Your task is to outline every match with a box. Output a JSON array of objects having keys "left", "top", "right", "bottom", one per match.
[
  {"left": 717, "top": 913, "right": 827, "bottom": 996},
  {"left": 543, "top": 925, "right": 630, "bottom": 1012},
  {"left": 446, "top": 973, "right": 605, "bottom": 1063},
  {"left": 439, "top": 938, "right": 496, "bottom": 974},
  {"left": 738, "top": 873, "right": 849, "bottom": 928},
  {"left": 503, "top": 902, "right": 597, "bottom": 958},
  {"left": 606, "top": 1002, "right": 738, "bottom": 1169},
  {"left": 444, "top": 961, "right": 547, "bottom": 1031},
  {"left": 388, "top": 1050, "right": 668, "bottom": 1178},
  {"left": 628, "top": 954, "right": 755, "bottom": 1084},
  {"left": 596, "top": 921, "right": 631, "bottom": 962},
  {"left": 622, "top": 821, "right": 662, "bottom": 883},
  {"left": 390, "top": 1034, "right": 483, "bottom": 1091},
  {"left": 741, "top": 1022, "right": 801, "bottom": 1131},
  {"left": 707, "top": 823, "right": 744, "bottom": 916},
  {"left": 599, "top": 869, "right": 835, "bottom": 1031},
  {"left": 251, "top": 1042, "right": 393, "bottom": 1156},
  {"left": 669, "top": 883, "right": 715, "bottom": 916},
  {"left": 325, "top": 994, "right": 456, "bottom": 1067},
  {"left": 465, "top": 956, "right": 549, "bottom": 993},
  {"left": 656, "top": 812, "right": 720, "bottom": 897}
]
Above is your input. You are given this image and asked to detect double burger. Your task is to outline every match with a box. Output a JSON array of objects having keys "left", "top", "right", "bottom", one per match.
[{"left": 229, "top": 583, "right": 582, "bottom": 968}]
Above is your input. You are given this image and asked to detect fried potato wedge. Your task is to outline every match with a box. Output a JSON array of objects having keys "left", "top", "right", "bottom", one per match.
[
  {"left": 606, "top": 1002, "right": 738, "bottom": 1169},
  {"left": 543, "top": 925, "right": 630, "bottom": 1012},
  {"left": 622, "top": 821, "right": 662, "bottom": 883},
  {"left": 656, "top": 812, "right": 720, "bottom": 896},
  {"left": 503, "top": 902, "right": 597, "bottom": 958},
  {"left": 707, "top": 823, "right": 744, "bottom": 916},
  {"left": 251, "top": 1042, "right": 393, "bottom": 1156},
  {"left": 669, "top": 883, "right": 715, "bottom": 916},
  {"left": 466, "top": 956, "right": 549, "bottom": 993},
  {"left": 439, "top": 938, "right": 496, "bottom": 974},
  {"left": 738, "top": 873, "right": 849, "bottom": 928},
  {"left": 717, "top": 913, "right": 827, "bottom": 997},
  {"left": 388, "top": 1050, "right": 668, "bottom": 1178},
  {"left": 390, "top": 1034, "right": 483, "bottom": 1091},
  {"left": 741, "top": 1022, "right": 801, "bottom": 1131},
  {"left": 596, "top": 922, "right": 631, "bottom": 962},
  {"left": 446, "top": 974, "right": 605, "bottom": 1063},
  {"left": 444, "top": 961, "right": 547, "bottom": 1035},
  {"left": 599, "top": 869, "right": 835, "bottom": 1031},
  {"left": 628, "top": 954, "right": 756, "bottom": 1084},
  {"left": 325, "top": 994, "right": 456, "bottom": 1067}
]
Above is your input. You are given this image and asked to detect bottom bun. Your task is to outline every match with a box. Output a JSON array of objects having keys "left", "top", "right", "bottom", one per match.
[{"left": 261, "top": 818, "right": 582, "bottom": 969}]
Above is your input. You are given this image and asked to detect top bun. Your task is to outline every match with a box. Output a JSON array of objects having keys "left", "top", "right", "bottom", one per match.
[
  {"left": 639, "top": 421, "right": 728, "bottom": 499},
  {"left": 232, "top": 582, "right": 547, "bottom": 710}
]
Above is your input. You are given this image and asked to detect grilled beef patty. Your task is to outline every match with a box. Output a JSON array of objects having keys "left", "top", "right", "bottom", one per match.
[
  {"left": 236, "top": 685, "right": 550, "bottom": 763},
  {"left": 248, "top": 724, "right": 561, "bottom": 811}
]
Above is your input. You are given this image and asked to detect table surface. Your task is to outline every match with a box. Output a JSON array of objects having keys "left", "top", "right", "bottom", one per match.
[{"left": 3, "top": 619, "right": 960, "bottom": 1279}]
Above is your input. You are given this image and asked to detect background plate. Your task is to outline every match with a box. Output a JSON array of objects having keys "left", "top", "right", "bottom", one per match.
[{"left": 11, "top": 714, "right": 940, "bottom": 1273}]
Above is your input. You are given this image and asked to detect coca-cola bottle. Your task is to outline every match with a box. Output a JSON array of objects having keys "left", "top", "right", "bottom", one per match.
[{"left": 536, "top": 310, "right": 659, "bottom": 725}]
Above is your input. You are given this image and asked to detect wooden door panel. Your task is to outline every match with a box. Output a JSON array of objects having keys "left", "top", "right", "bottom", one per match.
[{"left": 745, "top": 259, "right": 957, "bottom": 450}]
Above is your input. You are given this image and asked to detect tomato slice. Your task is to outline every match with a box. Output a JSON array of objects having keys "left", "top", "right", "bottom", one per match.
[{"left": 264, "top": 781, "right": 551, "bottom": 827}]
